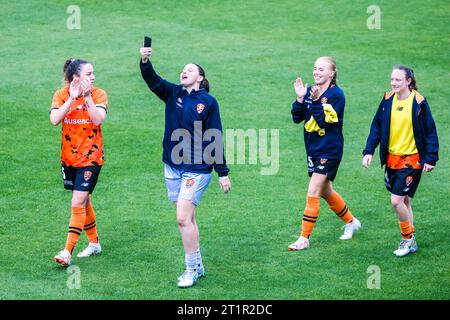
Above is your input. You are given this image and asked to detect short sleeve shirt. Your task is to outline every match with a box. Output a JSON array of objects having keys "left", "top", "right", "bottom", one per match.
[{"left": 51, "top": 87, "right": 108, "bottom": 167}]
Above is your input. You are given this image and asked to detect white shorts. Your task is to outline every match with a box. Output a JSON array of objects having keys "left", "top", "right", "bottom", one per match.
[{"left": 164, "top": 164, "right": 212, "bottom": 206}]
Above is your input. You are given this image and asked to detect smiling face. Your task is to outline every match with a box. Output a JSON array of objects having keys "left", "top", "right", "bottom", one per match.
[
  {"left": 179, "top": 64, "right": 203, "bottom": 89},
  {"left": 313, "top": 58, "right": 335, "bottom": 86},
  {"left": 391, "top": 68, "right": 411, "bottom": 94}
]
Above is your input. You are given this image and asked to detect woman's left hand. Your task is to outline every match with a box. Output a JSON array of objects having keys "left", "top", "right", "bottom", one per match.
[
  {"left": 310, "top": 84, "right": 320, "bottom": 101},
  {"left": 423, "top": 163, "right": 435, "bottom": 172},
  {"left": 219, "top": 176, "right": 231, "bottom": 193},
  {"left": 81, "top": 79, "right": 93, "bottom": 97}
]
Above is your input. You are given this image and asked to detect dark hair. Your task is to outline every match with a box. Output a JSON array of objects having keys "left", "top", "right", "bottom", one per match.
[
  {"left": 63, "top": 58, "right": 90, "bottom": 84},
  {"left": 393, "top": 64, "right": 418, "bottom": 91},
  {"left": 194, "top": 63, "right": 210, "bottom": 92}
]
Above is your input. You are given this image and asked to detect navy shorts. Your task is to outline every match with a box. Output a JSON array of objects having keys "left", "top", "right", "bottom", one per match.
[
  {"left": 385, "top": 167, "right": 422, "bottom": 198},
  {"left": 62, "top": 165, "right": 102, "bottom": 194},
  {"left": 307, "top": 156, "right": 340, "bottom": 181}
]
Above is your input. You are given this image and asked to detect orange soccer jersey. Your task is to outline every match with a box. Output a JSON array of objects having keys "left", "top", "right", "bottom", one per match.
[{"left": 51, "top": 87, "right": 108, "bottom": 167}]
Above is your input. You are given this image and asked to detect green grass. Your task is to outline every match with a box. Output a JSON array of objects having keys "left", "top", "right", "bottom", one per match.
[{"left": 1, "top": 0, "right": 449, "bottom": 300}]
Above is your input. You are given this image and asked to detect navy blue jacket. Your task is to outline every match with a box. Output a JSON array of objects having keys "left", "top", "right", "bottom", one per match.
[
  {"left": 363, "top": 91, "right": 439, "bottom": 166},
  {"left": 291, "top": 84, "right": 346, "bottom": 160},
  {"left": 140, "top": 60, "right": 229, "bottom": 177}
]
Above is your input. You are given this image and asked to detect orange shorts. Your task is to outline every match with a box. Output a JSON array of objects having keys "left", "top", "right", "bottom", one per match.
[{"left": 386, "top": 153, "right": 422, "bottom": 170}]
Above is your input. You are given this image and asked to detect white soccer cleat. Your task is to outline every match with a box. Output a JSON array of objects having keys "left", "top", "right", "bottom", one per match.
[
  {"left": 340, "top": 217, "right": 362, "bottom": 240},
  {"left": 394, "top": 236, "right": 417, "bottom": 257},
  {"left": 177, "top": 270, "right": 199, "bottom": 288},
  {"left": 77, "top": 242, "right": 102, "bottom": 258},
  {"left": 54, "top": 249, "right": 72, "bottom": 267},
  {"left": 177, "top": 267, "right": 205, "bottom": 282},
  {"left": 288, "top": 236, "right": 310, "bottom": 251},
  {"left": 410, "top": 236, "right": 418, "bottom": 253}
]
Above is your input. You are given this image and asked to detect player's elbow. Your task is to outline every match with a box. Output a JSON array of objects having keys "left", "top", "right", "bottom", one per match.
[
  {"left": 292, "top": 116, "right": 302, "bottom": 124},
  {"left": 50, "top": 116, "right": 61, "bottom": 126},
  {"left": 92, "top": 119, "right": 104, "bottom": 126},
  {"left": 92, "top": 117, "right": 105, "bottom": 126}
]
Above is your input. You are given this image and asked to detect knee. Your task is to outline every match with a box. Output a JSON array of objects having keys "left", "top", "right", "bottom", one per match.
[
  {"left": 177, "top": 215, "right": 190, "bottom": 228},
  {"left": 390, "top": 197, "right": 403, "bottom": 209},
  {"left": 72, "top": 198, "right": 88, "bottom": 208},
  {"left": 307, "top": 187, "right": 321, "bottom": 197}
]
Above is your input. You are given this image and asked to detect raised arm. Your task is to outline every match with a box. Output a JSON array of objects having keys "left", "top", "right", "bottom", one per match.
[
  {"left": 139, "top": 47, "right": 177, "bottom": 102},
  {"left": 49, "top": 80, "right": 80, "bottom": 126},
  {"left": 291, "top": 78, "right": 308, "bottom": 123}
]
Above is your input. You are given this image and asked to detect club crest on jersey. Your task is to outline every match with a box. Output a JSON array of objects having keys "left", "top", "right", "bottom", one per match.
[
  {"left": 320, "top": 158, "right": 328, "bottom": 165},
  {"left": 406, "top": 176, "right": 413, "bottom": 186},
  {"left": 196, "top": 103, "right": 205, "bottom": 114},
  {"left": 84, "top": 171, "right": 92, "bottom": 181},
  {"left": 321, "top": 97, "right": 328, "bottom": 104},
  {"left": 185, "top": 178, "right": 195, "bottom": 189}
]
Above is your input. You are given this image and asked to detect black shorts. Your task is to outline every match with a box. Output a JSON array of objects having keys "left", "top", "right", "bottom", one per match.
[
  {"left": 62, "top": 165, "right": 102, "bottom": 194},
  {"left": 307, "top": 156, "right": 340, "bottom": 181},
  {"left": 384, "top": 167, "right": 422, "bottom": 198}
]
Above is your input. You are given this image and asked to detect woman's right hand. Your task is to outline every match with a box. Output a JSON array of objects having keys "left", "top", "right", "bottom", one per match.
[
  {"left": 69, "top": 79, "right": 81, "bottom": 99},
  {"left": 362, "top": 154, "right": 372, "bottom": 169},
  {"left": 140, "top": 47, "right": 152, "bottom": 63},
  {"left": 294, "top": 77, "right": 308, "bottom": 102}
]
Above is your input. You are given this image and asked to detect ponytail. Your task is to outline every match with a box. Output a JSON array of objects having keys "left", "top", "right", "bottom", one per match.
[
  {"left": 331, "top": 70, "right": 337, "bottom": 86},
  {"left": 194, "top": 63, "right": 210, "bottom": 92},
  {"left": 393, "top": 64, "right": 418, "bottom": 91},
  {"left": 62, "top": 58, "right": 89, "bottom": 84}
]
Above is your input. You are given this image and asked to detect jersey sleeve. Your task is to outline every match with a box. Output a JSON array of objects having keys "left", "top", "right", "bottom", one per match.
[
  {"left": 50, "top": 89, "right": 65, "bottom": 112},
  {"left": 93, "top": 89, "right": 108, "bottom": 113}
]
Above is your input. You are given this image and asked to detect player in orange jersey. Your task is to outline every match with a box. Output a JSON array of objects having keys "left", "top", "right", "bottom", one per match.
[{"left": 50, "top": 59, "right": 108, "bottom": 266}]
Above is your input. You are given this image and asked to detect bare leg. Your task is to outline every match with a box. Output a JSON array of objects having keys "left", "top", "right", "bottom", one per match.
[
  {"left": 176, "top": 199, "right": 198, "bottom": 255},
  {"left": 391, "top": 194, "right": 410, "bottom": 222},
  {"left": 404, "top": 196, "right": 414, "bottom": 231}
]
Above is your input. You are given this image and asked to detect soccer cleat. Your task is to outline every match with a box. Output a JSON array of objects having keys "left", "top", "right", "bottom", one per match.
[
  {"left": 77, "top": 242, "right": 102, "bottom": 258},
  {"left": 54, "top": 249, "right": 72, "bottom": 267},
  {"left": 394, "top": 236, "right": 417, "bottom": 257},
  {"left": 340, "top": 217, "right": 361, "bottom": 240},
  {"left": 197, "top": 266, "right": 205, "bottom": 278},
  {"left": 177, "top": 270, "right": 199, "bottom": 288},
  {"left": 410, "top": 236, "right": 418, "bottom": 253},
  {"left": 288, "top": 236, "right": 310, "bottom": 251},
  {"left": 178, "top": 267, "right": 205, "bottom": 281}
]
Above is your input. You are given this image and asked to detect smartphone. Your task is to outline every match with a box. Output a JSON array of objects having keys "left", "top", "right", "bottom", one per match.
[{"left": 144, "top": 36, "right": 152, "bottom": 47}]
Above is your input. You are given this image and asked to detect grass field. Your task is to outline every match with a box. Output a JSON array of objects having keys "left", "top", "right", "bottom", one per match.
[{"left": 1, "top": 0, "right": 449, "bottom": 300}]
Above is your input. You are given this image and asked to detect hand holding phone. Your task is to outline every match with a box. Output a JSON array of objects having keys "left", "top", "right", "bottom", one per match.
[{"left": 141, "top": 36, "right": 152, "bottom": 63}]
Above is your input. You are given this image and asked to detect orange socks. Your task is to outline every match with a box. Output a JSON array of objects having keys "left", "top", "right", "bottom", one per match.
[
  {"left": 65, "top": 207, "right": 86, "bottom": 254},
  {"left": 325, "top": 192, "right": 354, "bottom": 224},
  {"left": 301, "top": 196, "right": 320, "bottom": 238},
  {"left": 84, "top": 201, "right": 99, "bottom": 244},
  {"left": 399, "top": 220, "right": 413, "bottom": 239}
]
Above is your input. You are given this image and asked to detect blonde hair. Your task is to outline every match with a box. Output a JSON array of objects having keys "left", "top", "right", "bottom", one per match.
[{"left": 317, "top": 56, "right": 337, "bottom": 85}]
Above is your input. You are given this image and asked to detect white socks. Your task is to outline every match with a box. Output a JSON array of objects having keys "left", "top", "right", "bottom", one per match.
[{"left": 185, "top": 249, "right": 203, "bottom": 272}]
